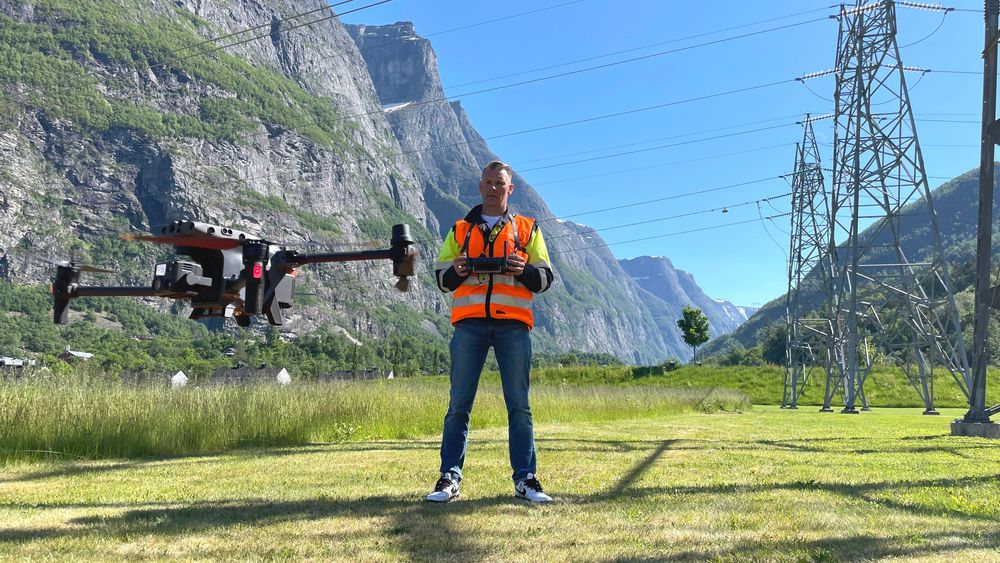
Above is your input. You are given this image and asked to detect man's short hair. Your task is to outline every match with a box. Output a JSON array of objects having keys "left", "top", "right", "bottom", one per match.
[{"left": 482, "top": 160, "right": 513, "bottom": 179}]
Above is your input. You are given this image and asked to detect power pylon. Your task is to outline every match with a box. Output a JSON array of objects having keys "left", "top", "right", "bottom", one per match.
[
  {"left": 783, "top": 117, "right": 835, "bottom": 409},
  {"left": 827, "top": 0, "right": 971, "bottom": 414}
]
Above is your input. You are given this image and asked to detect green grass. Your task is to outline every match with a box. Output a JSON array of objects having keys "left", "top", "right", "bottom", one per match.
[
  {"left": 0, "top": 407, "right": 997, "bottom": 560},
  {"left": 0, "top": 378, "right": 747, "bottom": 461},
  {"left": 531, "top": 364, "right": 1000, "bottom": 409}
]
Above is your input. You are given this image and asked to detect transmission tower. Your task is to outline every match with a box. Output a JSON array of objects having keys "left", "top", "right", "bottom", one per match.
[
  {"left": 827, "top": 0, "right": 971, "bottom": 414},
  {"left": 783, "top": 117, "right": 835, "bottom": 409}
]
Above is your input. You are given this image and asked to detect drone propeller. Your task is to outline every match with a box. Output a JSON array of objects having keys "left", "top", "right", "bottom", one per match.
[{"left": 41, "top": 257, "right": 115, "bottom": 274}]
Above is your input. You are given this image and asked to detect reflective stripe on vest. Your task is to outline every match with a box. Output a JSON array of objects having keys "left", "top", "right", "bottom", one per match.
[{"left": 451, "top": 215, "right": 536, "bottom": 328}]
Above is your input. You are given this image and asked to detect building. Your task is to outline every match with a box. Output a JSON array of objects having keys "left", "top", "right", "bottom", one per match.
[{"left": 57, "top": 347, "right": 93, "bottom": 361}]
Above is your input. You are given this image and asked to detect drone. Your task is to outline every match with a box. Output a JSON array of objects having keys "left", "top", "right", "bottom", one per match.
[{"left": 50, "top": 220, "right": 417, "bottom": 326}]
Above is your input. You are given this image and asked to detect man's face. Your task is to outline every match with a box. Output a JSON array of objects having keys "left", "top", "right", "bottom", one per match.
[{"left": 479, "top": 167, "right": 514, "bottom": 215}]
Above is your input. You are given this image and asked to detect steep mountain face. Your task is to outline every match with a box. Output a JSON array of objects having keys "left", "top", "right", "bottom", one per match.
[
  {"left": 346, "top": 22, "right": 698, "bottom": 363},
  {"left": 0, "top": 0, "right": 443, "bottom": 340},
  {"left": 619, "top": 255, "right": 756, "bottom": 339}
]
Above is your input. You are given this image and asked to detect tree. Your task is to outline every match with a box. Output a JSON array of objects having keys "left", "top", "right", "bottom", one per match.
[
  {"left": 760, "top": 323, "right": 787, "bottom": 365},
  {"left": 677, "top": 306, "right": 711, "bottom": 363}
]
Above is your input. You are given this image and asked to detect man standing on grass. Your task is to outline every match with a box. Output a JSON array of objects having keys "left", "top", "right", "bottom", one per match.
[{"left": 426, "top": 160, "right": 555, "bottom": 503}]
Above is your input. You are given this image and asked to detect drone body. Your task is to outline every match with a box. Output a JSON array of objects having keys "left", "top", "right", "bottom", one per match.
[{"left": 51, "top": 220, "right": 417, "bottom": 326}]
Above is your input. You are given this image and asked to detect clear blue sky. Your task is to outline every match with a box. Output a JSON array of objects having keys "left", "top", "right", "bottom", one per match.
[{"left": 340, "top": 0, "right": 985, "bottom": 307}]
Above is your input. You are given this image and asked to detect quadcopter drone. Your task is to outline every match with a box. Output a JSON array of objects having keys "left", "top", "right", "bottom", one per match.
[{"left": 50, "top": 220, "right": 417, "bottom": 326}]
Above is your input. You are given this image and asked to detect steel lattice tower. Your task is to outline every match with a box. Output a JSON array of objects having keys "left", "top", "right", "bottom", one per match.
[
  {"left": 827, "top": 0, "right": 971, "bottom": 414},
  {"left": 783, "top": 118, "right": 835, "bottom": 409}
]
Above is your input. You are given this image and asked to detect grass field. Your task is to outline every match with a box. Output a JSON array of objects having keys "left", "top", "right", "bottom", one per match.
[
  {"left": 1, "top": 405, "right": 998, "bottom": 560},
  {"left": 0, "top": 378, "right": 747, "bottom": 460},
  {"left": 528, "top": 364, "right": 1000, "bottom": 409}
]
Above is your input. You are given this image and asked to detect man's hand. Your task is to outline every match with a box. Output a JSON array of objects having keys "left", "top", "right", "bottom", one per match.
[
  {"left": 506, "top": 253, "right": 526, "bottom": 276},
  {"left": 453, "top": 253, "right": 469, "bottom": 277}
]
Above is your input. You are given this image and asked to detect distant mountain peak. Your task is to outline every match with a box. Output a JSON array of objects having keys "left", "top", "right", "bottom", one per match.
[{"left": 619, "top": 255, "right": 755, "bottom": 338}]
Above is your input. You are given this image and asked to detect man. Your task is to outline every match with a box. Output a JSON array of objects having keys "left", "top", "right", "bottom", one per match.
[{"left": 426, "top": 160, "right": 555, "bottom": 503}]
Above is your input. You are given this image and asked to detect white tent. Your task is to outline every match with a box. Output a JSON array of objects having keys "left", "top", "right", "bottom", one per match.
[
  {"left": 276, "top": 368, "right": 291, "bottom": 385},
  {"left": 171, "top": 371, "right": 188, "bottom": 388}
]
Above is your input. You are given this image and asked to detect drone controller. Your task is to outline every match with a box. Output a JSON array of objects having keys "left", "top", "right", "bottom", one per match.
[{"left": 466, "top": 256, "right": 509, "bottom": 274}]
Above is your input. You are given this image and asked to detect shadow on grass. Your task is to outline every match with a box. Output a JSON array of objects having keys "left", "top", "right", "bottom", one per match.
[
  {"left": 624, "top": 530, "right": 1000, "bottom": 562},
  {"left": 1, "top": 435, "right": 999, "bottom": 560}
]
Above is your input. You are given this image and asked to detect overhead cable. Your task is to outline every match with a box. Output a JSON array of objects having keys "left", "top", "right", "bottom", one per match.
[
  {"left": 537, "top": 176, "right": 787, "bottom": 222},
  {"left": 529, "top": 143, "right": 797, "bottom": 187},
  {"left": 517, "top": 112, "right": 806, "bottom": 166},
  {"left": 342, "top": 15, "right": 831, "bottom": 122},
  {"left": 151, "top": 0, "right": 394, "bottom": 70},
  {"left": 549, "top": 213, "right": 793, "bottom": 256},
  {"left": 543, "top": 192, "right": 793, "bottom": 242},
  {"left": 443, "top": 5, "right": 836, "bottom": 90},
  {"left": 162, "top": 0, "right": 357, "bottom": 57},
  {"left": 517, "top": 124, "right": 796, "bottom": 173}
]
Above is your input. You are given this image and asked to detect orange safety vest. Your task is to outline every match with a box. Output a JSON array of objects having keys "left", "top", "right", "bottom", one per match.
[{"left": 451, "top": 215, "right": 537, "bottom": 328}]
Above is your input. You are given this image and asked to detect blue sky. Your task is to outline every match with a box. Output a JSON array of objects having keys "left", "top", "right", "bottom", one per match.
[{"left": 340, "top": 0, "right": 984, "bottom": 307}]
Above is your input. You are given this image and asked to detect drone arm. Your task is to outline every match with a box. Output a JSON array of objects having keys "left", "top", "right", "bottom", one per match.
[
  {"left": 70, "top": 286, "right": 162, "bottom": 298},
  {"left": 279, "top": 224, "right": 419, "bottom": 292},
  {"left": 53, "top": 284, "right": 175, "bottom": 325},
  {"left": 285, "top": 248, "right": 393, "bottom": 266}
]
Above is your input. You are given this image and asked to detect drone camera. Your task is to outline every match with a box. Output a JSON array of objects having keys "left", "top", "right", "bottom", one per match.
[{"left": 152, "top": 260, "right": 211, "bottom": 293}]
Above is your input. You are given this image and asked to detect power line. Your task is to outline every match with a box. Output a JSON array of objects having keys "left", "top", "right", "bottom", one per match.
[
  {"left": 211, "top": 75, "right": 801, "bottom": 190},
  {"left": 529, "top": 143, "right": 797, "bottom": 187},
  {"left": 162, "top": 0, "right": 358, "bottom": 58},
  {"left": 544, "top": 192, "right": 792, "bottom": 242},
  {"left": 538, "top": 176, "right": 787, "bottom": 222},
  {"left": 151, "top": 0, "right": 394, "bottom": 71},
  {"left": 111, "top": 109, "right": 969, "bottom": 209},
  {"left": 549, "top": 213, "right": 793, "bottom": 257},
  {"left": 405, "top": 77, "right": 796, "bottom": 151},
  {"left": 516, "top": 112, "right": 807, "bottom": 166},
  {"left": 517, "top": 124, "right": 795, "bottom": 173},
  {"left": 344, "top": 0, "right": 591, "bottom": 62},
  {"left": 898, "top": 8, "right": 950, "bottom": 48},
  {"left": 341, "top": 15, "right": 831, "bottom": 122},
  {"left": 394, "top": 0, "right": 587, "bottom": 43},
  {"left": 442, "top": 6, "right": 836, "bottom": 91}
]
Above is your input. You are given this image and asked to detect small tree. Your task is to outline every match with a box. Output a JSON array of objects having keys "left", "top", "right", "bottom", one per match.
[{"left": 677, "top": 306, "right": 711, "bottom": 363}]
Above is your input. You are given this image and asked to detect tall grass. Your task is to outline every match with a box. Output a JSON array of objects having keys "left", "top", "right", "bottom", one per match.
[{"left": 0, "top": 377, "right": 749, "bottom": 461}]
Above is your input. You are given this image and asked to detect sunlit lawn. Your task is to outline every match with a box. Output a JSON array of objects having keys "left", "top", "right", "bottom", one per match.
[{"left": 0, "top": 406, "right": 998, "bottom": 560}]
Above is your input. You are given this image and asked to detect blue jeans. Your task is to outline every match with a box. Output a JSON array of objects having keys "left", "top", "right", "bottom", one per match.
[{"left": 439, "top": 318, "right": 536, "bottom": 482}]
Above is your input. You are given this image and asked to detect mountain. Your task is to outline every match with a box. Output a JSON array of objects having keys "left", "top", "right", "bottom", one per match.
[
  {"left": 701, "top": 167, "right": 993, "bottom": 357},
  {"left": 619, "top": 255, "right": 756, "bottom": 340},
  {"left": 0, "top": 0, "right": 738, "bottom": 364}
]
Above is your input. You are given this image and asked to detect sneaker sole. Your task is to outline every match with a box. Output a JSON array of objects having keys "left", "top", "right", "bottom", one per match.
[
  {"left": 514, "top": 493, "right": 552, "bottom": 503},
  {"left": 425, "top": 493, "right": 460, "bottom": 503}
]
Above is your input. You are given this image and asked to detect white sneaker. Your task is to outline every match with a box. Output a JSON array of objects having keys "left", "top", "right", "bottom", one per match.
[
  {"left": 514, "top": 473, "right": 552, "bottom": 503},
  {"left": 425, "top": 472, "right": 461, "bottom": 502}
]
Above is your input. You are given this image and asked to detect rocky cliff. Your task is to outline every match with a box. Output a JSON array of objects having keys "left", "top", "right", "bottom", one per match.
[{"left": 0, "top": 0, "right": 443, "bottom": 342}]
